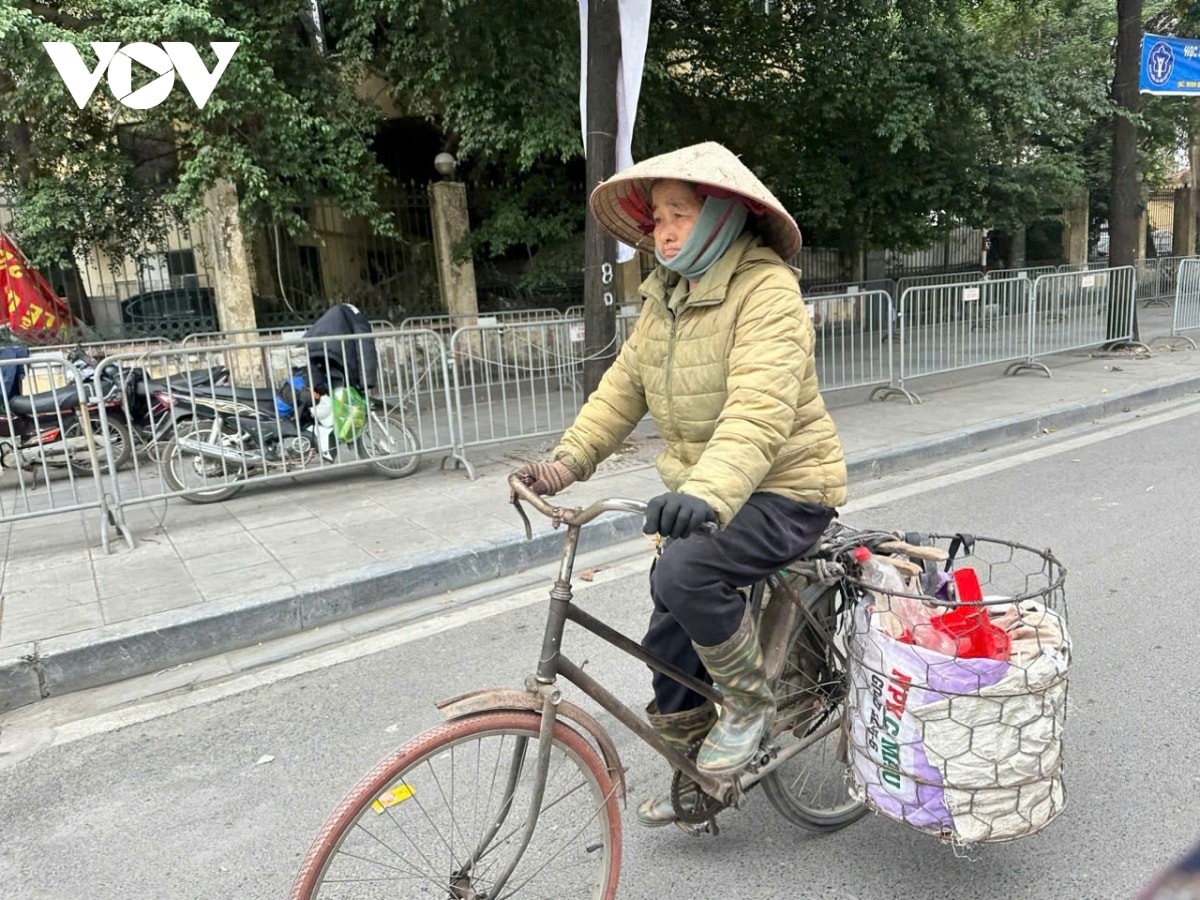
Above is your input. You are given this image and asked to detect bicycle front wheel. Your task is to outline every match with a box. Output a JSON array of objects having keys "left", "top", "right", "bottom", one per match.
[
  {"left": 762, "top": 582, "right": 867, "bottom": 832},
  {"left": 291, "top": 710, "right": 622, "bottom": 899}
]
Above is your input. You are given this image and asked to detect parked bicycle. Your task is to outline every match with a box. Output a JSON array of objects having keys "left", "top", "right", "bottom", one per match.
[{"left": 291, "top": 476, "right": 1068, "bottom": 898}]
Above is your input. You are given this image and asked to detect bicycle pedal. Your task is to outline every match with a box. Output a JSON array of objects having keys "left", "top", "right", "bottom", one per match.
[{"left": 674, "top": 818, "right": 720, "bottom": 837}]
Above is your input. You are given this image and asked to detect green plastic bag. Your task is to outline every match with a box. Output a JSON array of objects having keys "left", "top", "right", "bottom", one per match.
[{"left": 331, "top": 386, "right": 368, "bottom": 441}]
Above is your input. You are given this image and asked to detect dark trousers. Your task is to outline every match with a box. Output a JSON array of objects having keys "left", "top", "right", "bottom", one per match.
[{"left": 643, "top": 492, "right": 835, "bottom": 714}]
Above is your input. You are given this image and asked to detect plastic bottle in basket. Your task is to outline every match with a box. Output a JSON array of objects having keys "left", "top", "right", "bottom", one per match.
[
  {"left": 853, "top": 546, "right": 919, "bottom": 640},
  {"left": 853, "top": 545, "right": 959, "bottom": 651}
]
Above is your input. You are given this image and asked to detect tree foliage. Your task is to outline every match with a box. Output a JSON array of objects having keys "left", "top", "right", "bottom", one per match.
[
  {"left": 0, "top": 0, "right": 393, "bottom": 267},
  {"left": 326, "top": 0, "right": 1129, "bottom": 260},
  {"left": 1, "top": 0, "right": 1185, "bottom": 274}
]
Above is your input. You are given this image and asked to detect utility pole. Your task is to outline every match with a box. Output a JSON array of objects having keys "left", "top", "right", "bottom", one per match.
[
  {"left": 1107, "top": 0, "right": 1143, "bottom": 345},
  {"left": 583, "top": 0, "right": 620, "bottom": 395}
]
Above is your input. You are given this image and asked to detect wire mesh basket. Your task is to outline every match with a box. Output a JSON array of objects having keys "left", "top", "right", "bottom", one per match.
[{"left": 844, "top": 533, "right": 1069, "bottom": 845}]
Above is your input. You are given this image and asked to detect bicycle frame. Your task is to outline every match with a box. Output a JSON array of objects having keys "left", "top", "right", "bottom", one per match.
[{"left": 459, "top": 477, "right": 846, "bottom": 895}]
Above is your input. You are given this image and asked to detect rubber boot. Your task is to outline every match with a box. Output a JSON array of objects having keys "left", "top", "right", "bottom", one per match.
[
  {"left": 635, "top": 701, "right": 717, "bottom": 828},
  {"left": 693, "top": 605, "right": 776, "bottom": 776}
]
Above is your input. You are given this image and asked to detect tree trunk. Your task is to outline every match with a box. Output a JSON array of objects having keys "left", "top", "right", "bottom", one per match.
[
  {"left": 1107, "top": 0, "right": 1142, "bottom": 345},
  {"left": 201, "top": 179, "right": 262, "bottom": 383}
]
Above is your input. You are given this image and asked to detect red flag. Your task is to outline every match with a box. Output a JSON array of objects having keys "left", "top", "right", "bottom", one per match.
[{"left": 0, "top": 232, "right": 79, "bottom": 344}]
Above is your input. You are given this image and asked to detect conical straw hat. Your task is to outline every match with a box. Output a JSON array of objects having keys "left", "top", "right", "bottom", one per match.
[{"left": 589, "top": 141, "right": 802, "bottom": 259}]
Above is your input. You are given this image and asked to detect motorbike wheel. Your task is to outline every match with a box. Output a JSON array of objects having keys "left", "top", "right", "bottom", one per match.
[
  {"left": 162, "top": 418, "right": 245, "bottom": 503},
  {"left": 65, "top": 416, "right": 133, "bottom": 475},
  {"left": 358, "top": 410, "right": 421, "bottom": 478}
]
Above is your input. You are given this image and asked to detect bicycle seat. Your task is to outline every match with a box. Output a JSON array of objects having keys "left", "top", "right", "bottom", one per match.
[{"left": 7, "top": 386, "right": 81, "bottom": 416}]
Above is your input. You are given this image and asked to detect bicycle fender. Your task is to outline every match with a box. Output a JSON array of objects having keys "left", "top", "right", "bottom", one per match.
[{"left": 436, "top": 687, "right": 627, "bottom": 805}]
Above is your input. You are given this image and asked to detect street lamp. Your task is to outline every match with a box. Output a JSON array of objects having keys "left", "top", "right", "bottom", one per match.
[{"left": 434, "top": 152, "right": 457, "bottom": 179}]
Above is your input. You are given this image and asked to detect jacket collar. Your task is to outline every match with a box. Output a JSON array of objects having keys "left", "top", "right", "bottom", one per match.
[{"left": 639, "top": 233, "right": 790, "bottom": 311}]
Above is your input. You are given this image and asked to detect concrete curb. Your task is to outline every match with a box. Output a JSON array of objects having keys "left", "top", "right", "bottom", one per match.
[
  {"left": 3, "top": 371, "right": 1199, "bottom": 711},
  {"left": 0, "top": 510, "right": 645, "bottom": 711}
]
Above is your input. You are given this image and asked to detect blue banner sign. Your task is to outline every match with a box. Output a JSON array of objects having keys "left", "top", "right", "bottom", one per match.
[{"left": 1141, "top": 34, "right": 1200, "bottom": 95}]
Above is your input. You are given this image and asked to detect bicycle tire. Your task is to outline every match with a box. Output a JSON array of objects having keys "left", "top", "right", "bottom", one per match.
[
  {"left": 762, "top": 582, "right": 868, "bottom": 832},
  {"left": 291, "top": 710, "right": 622, "bottom": 900},
  {"left": 359, "top": 410, "right": 421, "bottom": 478}
]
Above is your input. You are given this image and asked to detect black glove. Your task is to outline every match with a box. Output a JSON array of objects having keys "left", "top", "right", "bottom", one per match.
[{"left": 643, "top": 492, "right": 716, "bottom": 540}]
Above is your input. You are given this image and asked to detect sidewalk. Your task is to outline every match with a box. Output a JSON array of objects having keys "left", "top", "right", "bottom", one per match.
[{"left": 2, "top": 314, "right": 1199, "bottom": 711}]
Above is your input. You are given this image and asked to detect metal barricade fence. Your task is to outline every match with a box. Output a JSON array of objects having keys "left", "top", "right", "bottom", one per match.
[
  {"left": 558, "top": 309, "right": 641, "bottom": 343},
  {"left": 1027, "top": 266, "right": 1138, "bottom": 362},
  {"left": 616, "top": 310, "right": 639, "bottom": 347},
  {"left": 805, "top": 279, "right": 898, "bottom": 303},
  {"left": 19, "top": 337, "right": 174, "bottom": 394},
  {"left": 0, "top": 354, "right": 129, "bottom": 551},
  {"left": 894, "top": 270, "right": 984, "bottom": 301},
  {"left": 1057, "top": 261, "right": 1110, "bottom": 273},
  {"left": 100, "top": 329, "right": 452, "bottom": 531},
  {"left": 176, "top": 321, "right": 397, "bottom": 398},
  {"left": 402, "top": 308, "right": 563, "bottom": 334},
  {"left": 807, "top": 290, "right": 894, "bottom": 392},
  {"left": 1167, "top": 258, "right": 1200, "bottom": 348},
  {"left": 874, "top": 278, "right": 1037, "bottom": 403},
  {"left": 180, "top": 321, "right": 396, "bottom": 348},
  {"left": 985, "top": 266, "right": 1057, "bottom": 282},
  {"left": 449, "top": 320, "right": 587, "bottom": 455},
  {"left": 1134, "top": 256, "right": 1190, "bottom": 307}
]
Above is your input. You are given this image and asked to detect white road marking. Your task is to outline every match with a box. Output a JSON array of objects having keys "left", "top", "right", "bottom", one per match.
[{"left": 842, "top": 398, "right": 1200, "bottom": 514}]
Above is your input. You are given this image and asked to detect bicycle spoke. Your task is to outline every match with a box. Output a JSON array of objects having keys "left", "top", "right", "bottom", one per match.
[{"left": 497, "top": 780, "right": 619, "bottom": 899}]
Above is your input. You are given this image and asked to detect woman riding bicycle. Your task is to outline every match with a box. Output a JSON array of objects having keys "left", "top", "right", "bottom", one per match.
[{"left": 514, "top": 141, "right": 848, "bottom": 828}]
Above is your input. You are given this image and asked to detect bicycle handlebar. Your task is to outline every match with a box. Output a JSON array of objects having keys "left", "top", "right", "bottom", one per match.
[
  {"left": 508, "top": 473, "right": 648, "bottom": 539},
  {"left": 507, "top": 474, "right": 718, "bottom": 540}
]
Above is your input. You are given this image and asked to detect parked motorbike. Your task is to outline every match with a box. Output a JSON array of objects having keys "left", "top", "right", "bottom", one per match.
[
  {"left": 112, "top": 363, "right": 230, "bottom": 451},
  {"left": 0, "top": 346, "right": 133, "bottom": 476},
  {"left": 158, "top": 305, "right": 421, "bottom": 503}
]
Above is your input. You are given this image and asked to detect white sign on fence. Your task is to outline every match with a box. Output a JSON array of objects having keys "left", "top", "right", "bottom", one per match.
[
  {"left": 569, "top": 323, "right": 586, "bottom": 342},
  {"left": 963, "top": 287, "right": 981, "bottom": 302},
  {"left": 1081, "top": 275, "right": 1096, "bottom": 288}
]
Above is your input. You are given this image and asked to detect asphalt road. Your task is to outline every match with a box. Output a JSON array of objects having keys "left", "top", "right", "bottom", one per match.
[{"left": 2, "top": 398, "right": 1199, "bottom": 900}]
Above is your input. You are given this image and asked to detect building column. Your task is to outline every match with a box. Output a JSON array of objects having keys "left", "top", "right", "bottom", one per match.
[{"left": 429, "top": 181, "right": 478, "bottom": 321}]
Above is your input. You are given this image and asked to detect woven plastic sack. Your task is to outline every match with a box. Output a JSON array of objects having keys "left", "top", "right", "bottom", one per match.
[{"left": 847, "top": 598, "right": 1070, "bottom": 844}]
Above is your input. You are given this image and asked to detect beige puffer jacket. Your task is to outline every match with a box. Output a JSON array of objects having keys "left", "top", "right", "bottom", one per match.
[{"left": 555, "top": 233, "right": 847, "bottom": 526}]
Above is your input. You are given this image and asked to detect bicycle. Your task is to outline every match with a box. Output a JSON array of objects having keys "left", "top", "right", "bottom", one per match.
[
  {"left": 291, "top": 476, "right": 1068, "bottom": 897},
  {"left": 290, "top": 474, "right": 921, "bottom": 899}
]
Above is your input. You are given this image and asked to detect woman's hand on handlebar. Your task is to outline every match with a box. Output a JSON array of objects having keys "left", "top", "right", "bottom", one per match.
[
  {"left": 643, "top": 492, "right": 717, "bottom": 540},
  {"left": 511, "top": 460, "right": 577, "bottom": 497}
]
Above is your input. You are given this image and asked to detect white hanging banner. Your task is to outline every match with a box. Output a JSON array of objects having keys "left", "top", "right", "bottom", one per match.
[{"left": 579, "top": 0, "right": 652, "bottom": 262}]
